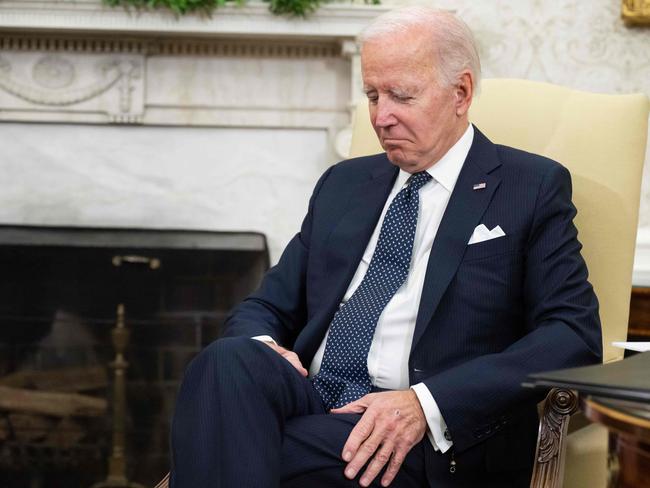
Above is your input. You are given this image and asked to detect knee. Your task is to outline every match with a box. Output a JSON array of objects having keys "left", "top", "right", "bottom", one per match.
[
  {"left": 190, "top": 336, "right": 257, "bottom": 372},
  {"left": 175, "top": 337, "right": 258, "bottom": 406}
]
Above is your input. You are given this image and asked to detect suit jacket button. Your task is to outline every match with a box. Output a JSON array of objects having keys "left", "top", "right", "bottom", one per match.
[{"left": 444, "top": 429, "right": 452, "bottom": 441}]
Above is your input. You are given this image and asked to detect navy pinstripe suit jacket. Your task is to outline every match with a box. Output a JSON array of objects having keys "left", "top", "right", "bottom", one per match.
[{"left": 224, "top": 126, "right": 602, "bottom": 473}]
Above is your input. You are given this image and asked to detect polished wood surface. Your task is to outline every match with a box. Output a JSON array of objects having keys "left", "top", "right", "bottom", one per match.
[{"left": 582, "top": 396, "right": 650, "bottom": 488}]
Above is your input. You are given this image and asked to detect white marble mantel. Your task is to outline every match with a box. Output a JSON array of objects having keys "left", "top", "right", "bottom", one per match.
[
  {"left": 0, "top": 1, "right": 389, "bottom": 132},
  {"left": 0, "top": 0, "right": 390, "bottom": 261}
]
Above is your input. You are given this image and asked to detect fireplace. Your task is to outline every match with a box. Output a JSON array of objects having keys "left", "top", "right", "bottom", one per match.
[
  {"left": 0, "top": 225, "right": 268, "bottom": 487},
  {"left": 0, "top": 3, "right": 388, "bottom": 485}
]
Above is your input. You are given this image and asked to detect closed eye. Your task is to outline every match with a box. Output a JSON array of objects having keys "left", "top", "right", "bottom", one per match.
[
  {"left": 364, "top": 90, "right": 413, "bottom": 104},
  {"left": 365, "top": 91, "right": 378, "bottom": 104},
  {"left": 392, "top": 93, "right": 414, "bottom": 103}
]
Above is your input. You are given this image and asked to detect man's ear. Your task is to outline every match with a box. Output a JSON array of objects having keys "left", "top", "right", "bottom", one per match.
[{"left": 454, "top": 71, "right": 473, "bottom": 117}]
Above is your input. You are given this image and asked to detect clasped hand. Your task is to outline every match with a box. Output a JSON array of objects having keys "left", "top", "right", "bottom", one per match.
[{"left": 264, "top": 342, "right": 427, "bottom": 487}]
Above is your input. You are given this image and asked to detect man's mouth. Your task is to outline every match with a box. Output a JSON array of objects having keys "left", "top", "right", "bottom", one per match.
[{"left": 381, "top": 138, "right": 406, "bottom": 146}]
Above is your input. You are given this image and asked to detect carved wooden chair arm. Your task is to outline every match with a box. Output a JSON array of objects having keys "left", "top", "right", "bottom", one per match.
[{"left": 529, "top": 387, "right": 579, "bottom": 488}]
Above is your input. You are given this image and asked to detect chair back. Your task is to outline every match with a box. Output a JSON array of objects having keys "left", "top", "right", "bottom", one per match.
[{"left": 350, "top": 79, "right": 650, "bottom": 363}]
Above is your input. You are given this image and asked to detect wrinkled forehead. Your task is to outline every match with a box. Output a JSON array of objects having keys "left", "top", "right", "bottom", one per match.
[
  {"left": 360, "top": 27, "right": 437, "bottom": 69},
  {"left": 360, "top": 29, "right": 438, "bottom": 86}
]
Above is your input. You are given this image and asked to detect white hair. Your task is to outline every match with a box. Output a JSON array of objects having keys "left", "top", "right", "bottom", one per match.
[{"left": 359, "top": 6, "right": 481, "bottom": 90}]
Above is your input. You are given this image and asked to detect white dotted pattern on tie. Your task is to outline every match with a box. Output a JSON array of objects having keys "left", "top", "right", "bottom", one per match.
[{"left": 312, "top": 172, "right": 432, "bottom": 409}]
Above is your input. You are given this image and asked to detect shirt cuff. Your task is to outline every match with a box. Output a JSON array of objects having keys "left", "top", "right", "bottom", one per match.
[
  {"left": 251, "top": 335, "right": 277, "bottom": 345},
  {"left": 411, "top": 383, "right": 453, "bottom": 453}
]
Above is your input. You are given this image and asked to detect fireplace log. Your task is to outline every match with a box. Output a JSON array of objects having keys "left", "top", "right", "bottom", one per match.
[
  {"left": 0, "top": 386, "right": 107, "bottom": 417},
  {"left": 0, "top": 366, "right": 108, "bottom": 392},
  {"left": 8, "top": 413, "right": 54, "bottom": 442},
  {"left": 46, "top": 417, "right": 86, "bottom": 448}
]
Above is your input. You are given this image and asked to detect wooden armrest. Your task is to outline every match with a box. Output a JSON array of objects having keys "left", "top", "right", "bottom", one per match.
[{"left": 529, "top": 388, "right": 579, "bottom": 488}]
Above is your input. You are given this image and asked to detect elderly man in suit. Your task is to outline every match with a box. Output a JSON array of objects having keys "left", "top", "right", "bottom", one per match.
[{"left": 170, "top": 6, "right": 601, "bottom": 488}]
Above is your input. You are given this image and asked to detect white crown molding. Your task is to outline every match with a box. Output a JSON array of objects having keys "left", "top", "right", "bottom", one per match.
[{"left": 0, "top": 0, "right": 390, "bottom": 39}]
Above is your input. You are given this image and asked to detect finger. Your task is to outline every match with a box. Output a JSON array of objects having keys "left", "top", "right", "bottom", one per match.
[
  {"left": 292, "top": 360, "right": 308, "bottom": 377},
  {"left": 269, "top": 347, "right": 307, "bottom": 376},
  {"left": 330, "top": 401, "right": 367, "bottom": 414},
  {"left": 359, "top": 442, "right": 394, "bottom": 487},
  {"left": 344, "top": 430, "right": 384, "bottom": 480},
  {"left": 283, "top": 353, "right": 308, "bottom": 376},
  {"left": 380, "top": 445, "right": 409, "bottom": 487},
  {"left": 342, "top": 408, "right": 376, "bottom": 462},
  {"left": 332, "top": 394, "right": 372, "bottom": 414},
  {"left": 265, "top": 342, "right": 285, "bottom": 354}
]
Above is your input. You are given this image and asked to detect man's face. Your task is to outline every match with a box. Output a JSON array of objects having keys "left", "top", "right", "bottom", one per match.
[{"left": 361, "top": 28, "right": 468, "bottom": 173}]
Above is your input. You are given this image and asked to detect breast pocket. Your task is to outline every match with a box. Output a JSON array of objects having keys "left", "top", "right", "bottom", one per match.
[{"left": 462, "top": 234, "right": 522, "bottom": 262}]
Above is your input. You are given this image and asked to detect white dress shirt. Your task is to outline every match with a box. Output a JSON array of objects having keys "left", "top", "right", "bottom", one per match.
[{"left": 258, "top": 124, "right": 474, "bottom": 453}]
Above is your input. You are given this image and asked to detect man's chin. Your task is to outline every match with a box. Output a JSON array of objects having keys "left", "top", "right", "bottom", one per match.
[{"left": 385, "top": 150, "right": 418, "bottom": 172}]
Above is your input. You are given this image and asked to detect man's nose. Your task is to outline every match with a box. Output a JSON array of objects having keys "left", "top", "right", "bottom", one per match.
[{"left": 373, "top": 100, "right": 397, "bottom": 128}]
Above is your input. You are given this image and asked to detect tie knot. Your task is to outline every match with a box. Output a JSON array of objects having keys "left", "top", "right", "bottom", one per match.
[{"left": 407, "top": 171, "right": 432, "bottom": 193}]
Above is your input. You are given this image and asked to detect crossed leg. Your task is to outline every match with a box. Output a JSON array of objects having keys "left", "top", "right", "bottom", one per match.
[{"left": 170, "top": 337, "right": 426, "bottom": 488}]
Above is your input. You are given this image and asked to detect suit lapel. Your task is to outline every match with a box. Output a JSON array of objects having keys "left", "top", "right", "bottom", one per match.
[
  {"left": 411, "top": 128, "right": 502, "bottom": 352},
  {"left": 323, "top": 158, "right": 398, "bottom": 316}
]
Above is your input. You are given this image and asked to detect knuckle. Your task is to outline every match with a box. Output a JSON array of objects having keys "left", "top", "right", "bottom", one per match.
[
  {"left": 362, "top": 443, "right": 377, "bottom": 454},
  {"left": 400, "top": 432, "right": 415, "bottom": 444},
  {"left": 357, "top": 424, "right": 372, "bottom": 438},
  {"left": 375, "top": 452, "right": 390, "bottom": 464},
  {"left": 390, "top": 455, "right": 403, "bottom": 468}
]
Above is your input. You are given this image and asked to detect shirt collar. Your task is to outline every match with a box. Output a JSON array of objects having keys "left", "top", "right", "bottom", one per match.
[{"left": 395, "top": 123, "right": 474, "bottom": 193}]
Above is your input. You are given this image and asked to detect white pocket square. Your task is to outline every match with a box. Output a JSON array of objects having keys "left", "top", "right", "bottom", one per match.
[{"left": 468, "top": 224, "right": 505, "bottom": 245}]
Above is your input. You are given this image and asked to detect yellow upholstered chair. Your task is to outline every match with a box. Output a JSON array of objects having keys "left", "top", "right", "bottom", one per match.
[{"left": 350, "top": 78, "right": 650, "bottom": 488}]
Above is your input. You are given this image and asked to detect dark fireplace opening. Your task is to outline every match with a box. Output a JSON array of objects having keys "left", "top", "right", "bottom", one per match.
[{"left": 0, "top": 225, "right": 269, "bottom": 487}]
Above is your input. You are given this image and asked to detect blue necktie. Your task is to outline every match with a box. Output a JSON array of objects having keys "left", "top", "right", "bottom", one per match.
[{"left": 312, "top": 171, "right": 432, "bottom": 410}]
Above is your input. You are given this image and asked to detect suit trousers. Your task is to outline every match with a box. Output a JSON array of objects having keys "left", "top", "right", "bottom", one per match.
[{"left": 170, "top": 337, "right": 428, "bottom": 488}]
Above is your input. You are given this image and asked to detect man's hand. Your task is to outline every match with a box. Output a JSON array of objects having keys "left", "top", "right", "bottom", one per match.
[
  {"left": 262, "top": 342, "right": 308, "bottom": 377},
  {"left": 331, "top": 390, "right": 427, "bottom": 487}
]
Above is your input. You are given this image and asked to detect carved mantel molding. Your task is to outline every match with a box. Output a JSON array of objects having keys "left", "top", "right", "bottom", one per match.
[{"left": 0, "top": 0, "right": 389, "bottom": 156}]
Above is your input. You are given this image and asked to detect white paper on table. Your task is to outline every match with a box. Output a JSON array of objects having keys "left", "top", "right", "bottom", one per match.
[{"left": 612, "top": 341, "right": 650, "bottom": 352}]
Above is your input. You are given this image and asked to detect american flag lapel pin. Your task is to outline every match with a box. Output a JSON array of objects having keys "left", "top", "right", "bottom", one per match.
[{"left": 473, "top": 182, "right": 487, "bottom": 190}]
